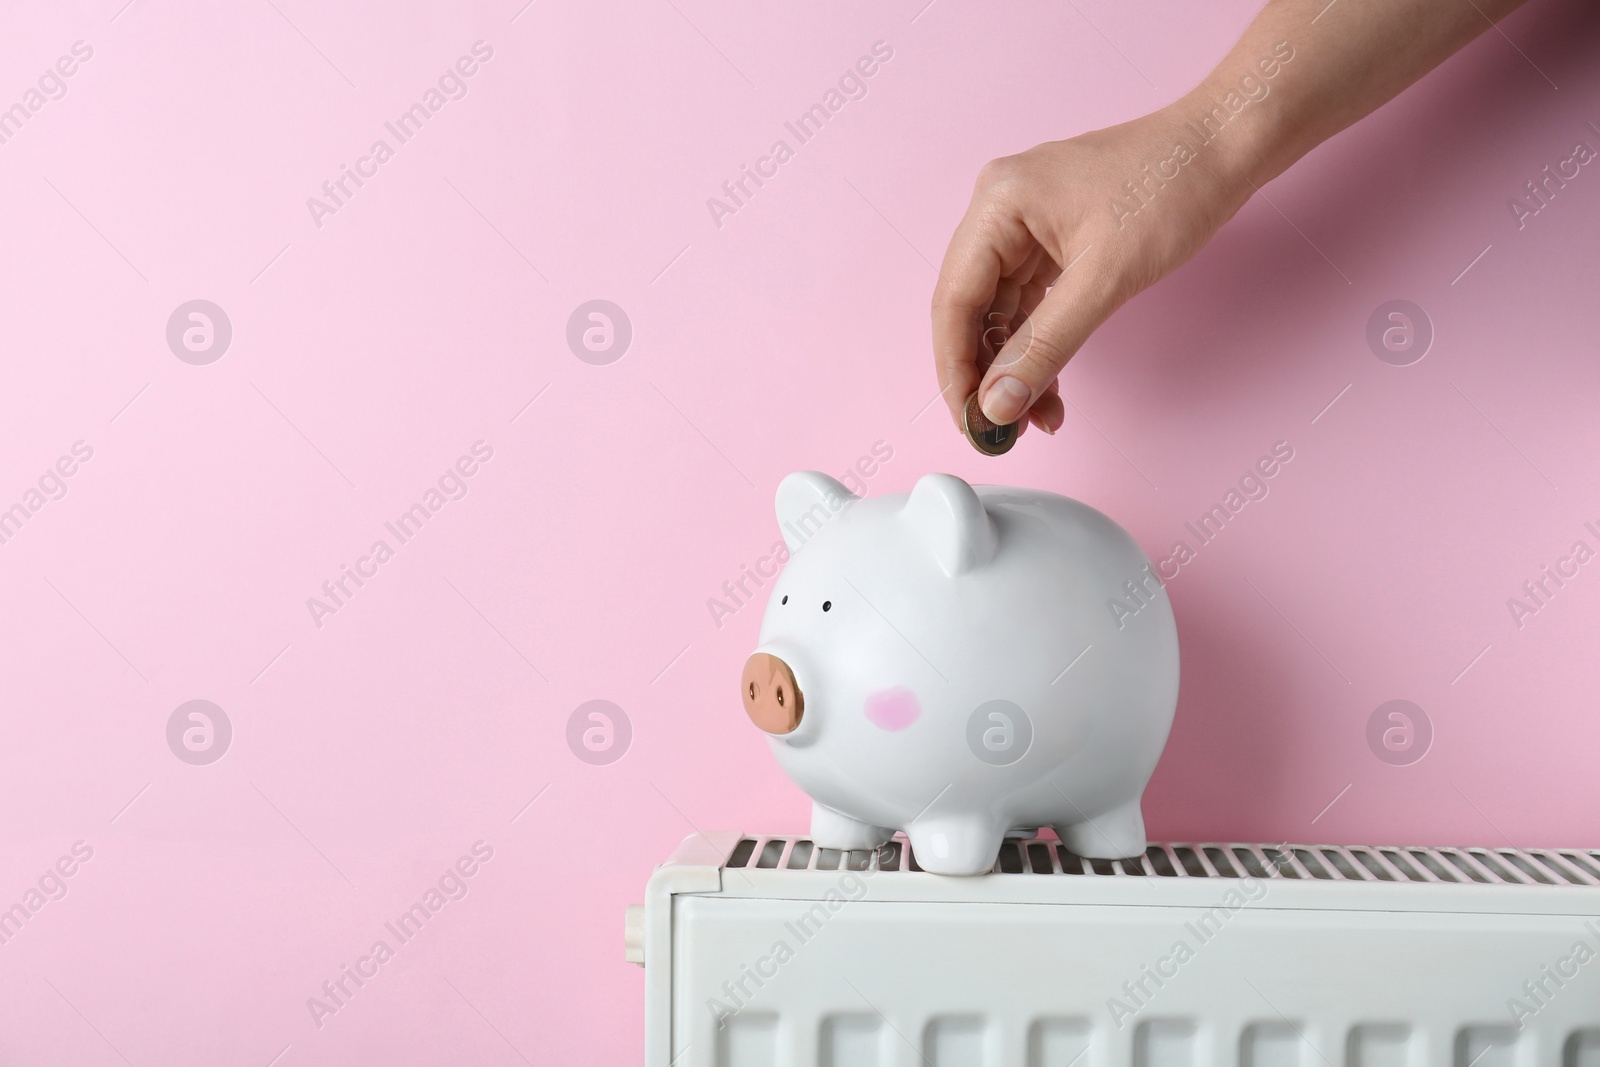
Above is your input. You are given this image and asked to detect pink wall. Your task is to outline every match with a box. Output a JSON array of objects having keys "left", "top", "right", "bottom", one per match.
[{"left": 1, "top": 0, "right": 1597, "bottom": 1062}]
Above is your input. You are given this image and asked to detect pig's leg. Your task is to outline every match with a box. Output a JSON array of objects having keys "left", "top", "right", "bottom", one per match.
[
  {"left": 809, "top": 801, "right": 893, "bottom": 850},
  {"left": 1056, "top": 799, "right": 1147, "bottom": 860},
  {"left": 905, "top": 815, "right": 1006, "bottom": 875}
]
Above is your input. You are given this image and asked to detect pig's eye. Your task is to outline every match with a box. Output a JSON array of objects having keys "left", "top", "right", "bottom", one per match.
[
  {"left": 822, "top": 601, "right": 832, "bottom": 612},
  {"left": 781, "top": 595, "right": 788, "bottom": 605}
]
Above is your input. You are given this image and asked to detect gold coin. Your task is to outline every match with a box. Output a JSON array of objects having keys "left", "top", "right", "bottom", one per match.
[{"left": 962, "top": 390, "right": 1017, "bottom": 456}]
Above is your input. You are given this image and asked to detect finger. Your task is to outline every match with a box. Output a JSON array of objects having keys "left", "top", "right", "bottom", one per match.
[
  {"left": 932, "top": 195, "right": 1040, "bottom": 427},
  {"left": 983, "top": 277, "right": 1022, "bottom": 366},
  {"left": 1028, "top": 388, "right": 1065, "bottom": 435},
  {"left": 1014, "top": 277, "right": 1050, "bottom": 327},
  {"left": 977, "top": 260, "right": 1115, "bottom": 425},
  {"left": 1011, "top": 244, "right": 1049, "bottom": 289},
  {"left": 931, "top": 224, "right": 1003, "bottom": 426},
  {"left": 982, "top": 249, "right": 1049, "bottom": 367}
]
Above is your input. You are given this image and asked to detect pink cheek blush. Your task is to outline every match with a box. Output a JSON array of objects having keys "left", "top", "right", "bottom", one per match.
[{"left": 863, "top": 687, "right": 920, "bottom": 731}]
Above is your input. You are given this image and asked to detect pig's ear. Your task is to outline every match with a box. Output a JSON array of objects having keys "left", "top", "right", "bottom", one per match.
[
  {"left": 902, "top": 473, "right": 996, "bottom": 576},
  {"left": 775, "top": 471, "right": 857, "bottom": 552}
]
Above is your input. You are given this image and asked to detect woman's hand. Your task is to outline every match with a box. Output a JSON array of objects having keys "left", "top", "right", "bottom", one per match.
[
  {"left": 932, "top": 0, "right": 1533, "bottom": 440},
  {"left": 932, "top": 100, "right": 1254, "bottom": 435}
]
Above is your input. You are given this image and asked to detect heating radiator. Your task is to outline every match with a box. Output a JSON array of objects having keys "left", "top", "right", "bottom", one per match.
[{"left": 628, "top": 831, "right": 1600, "bottom": 1067}]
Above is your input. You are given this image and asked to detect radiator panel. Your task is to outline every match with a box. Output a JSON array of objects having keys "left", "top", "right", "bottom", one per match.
[{"left": 640, "top": 835, "right": 1600, "bottom": 1067}]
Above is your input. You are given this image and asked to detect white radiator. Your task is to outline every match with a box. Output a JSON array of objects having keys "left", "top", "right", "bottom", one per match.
[{"left": 629, "top": 832, "right": 1600, "bottom": 1067}]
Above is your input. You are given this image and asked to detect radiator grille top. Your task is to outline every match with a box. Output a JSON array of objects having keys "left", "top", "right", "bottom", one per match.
[{"left": 723, "top": 835, "right": 1600, "bottom": 886}]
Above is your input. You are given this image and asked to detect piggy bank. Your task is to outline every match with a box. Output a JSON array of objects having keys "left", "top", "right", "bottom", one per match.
[{"left": 739, "top": 471, "right": 1179, "bottom": 875}]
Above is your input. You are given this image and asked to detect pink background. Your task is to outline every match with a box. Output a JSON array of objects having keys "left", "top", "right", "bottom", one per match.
[{"left": 2, "top": 0, "right": 1597, "bottom": 1062}]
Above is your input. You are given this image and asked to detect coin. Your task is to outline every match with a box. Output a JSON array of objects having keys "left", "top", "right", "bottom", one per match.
[{"left": 962, "top": 390, "right": 1017, "bottom": 456}]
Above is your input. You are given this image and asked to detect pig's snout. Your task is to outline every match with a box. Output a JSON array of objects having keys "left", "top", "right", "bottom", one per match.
[{"left": 741, "top": 652, "right": 804, "bottom": 735}]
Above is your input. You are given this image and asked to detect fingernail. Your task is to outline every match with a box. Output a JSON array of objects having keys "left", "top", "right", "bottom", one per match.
[
  {"left": 981, "top": 376, "right": 1030, "bottom": 424},
  {"left": 1032, "top": 412, "right": 1056, "bottom": 436}
]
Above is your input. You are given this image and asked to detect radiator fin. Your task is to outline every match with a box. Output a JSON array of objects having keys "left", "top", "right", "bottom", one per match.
[
  {"left": 923, "top": 1016, "right": 984, "bottom": 1066},
  {"left": 1029, "top": 1018, "right": 1090, "bottom": 1067},
  {"left": 1135, "top": 1019, "right": 1198, "bottom": 1067},
  {"left": 719, "top": 836, "right": 1598, "bottom": 886},
  {"left": 1456, "top": 1026, "right": 1519, "bottom": 1067},
  {"left": 1241, "top": 1022, "right": 1304, "bottom": 1067},
  {"left": 717, "top": 1012, "right": 777, "bottom": 1067},
  {"left": 1348, "top": 1024, "right": 1411, "bottom": 1067},
  {"left": 1565, "top": 1029, "right": 1600, "bottom": 1067},
  {"left": 819, "top": 1014, "right": 881, "bottom": 1067}
]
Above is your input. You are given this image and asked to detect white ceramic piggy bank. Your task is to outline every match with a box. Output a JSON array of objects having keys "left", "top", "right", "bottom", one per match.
[{"left": 739, "top": 471, "right": 1179, "bottom": 875}]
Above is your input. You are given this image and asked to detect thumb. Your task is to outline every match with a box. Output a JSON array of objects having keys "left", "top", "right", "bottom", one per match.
[{"left": 978, "top": 273, "right": 1109, "bottom": 425}]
